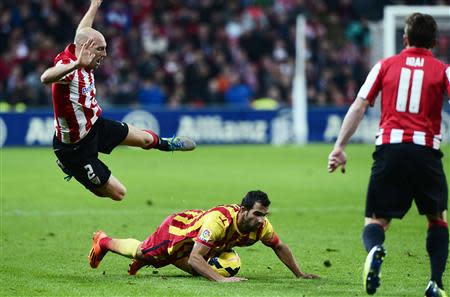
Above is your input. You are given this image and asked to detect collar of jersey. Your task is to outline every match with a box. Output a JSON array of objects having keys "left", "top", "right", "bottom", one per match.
[
  {"left": 233, "top": 210, "right": 245, "bottom": 236},
  {"left": 402, "top": 47, "right": 432, "bottom": 56}
]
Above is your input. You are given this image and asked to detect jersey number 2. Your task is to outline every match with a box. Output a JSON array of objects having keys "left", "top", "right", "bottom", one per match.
[
  {"left": 84, "top": 164, "right": 96, "bottom": 180},
  {"left": 396, "top": 67, "right": 423, "bottom": 114}
]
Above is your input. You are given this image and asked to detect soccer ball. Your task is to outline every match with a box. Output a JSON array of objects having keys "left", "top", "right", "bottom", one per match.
[{"left": 207, "top": 250, "right": 241, "bottom": 277}]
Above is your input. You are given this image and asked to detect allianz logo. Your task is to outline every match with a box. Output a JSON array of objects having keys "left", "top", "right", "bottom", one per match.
[
  {"left": 323, "top": 112, "right": 450, "bottom": 143},
  {"left": 26, "top": 117, "right": 54, "bottom": 145},
  {"left": 0, "top": 117, "right": 6, "bottom": 147},
  {"left": 176, "top": 115, "right": 268, "bottom": 143}
]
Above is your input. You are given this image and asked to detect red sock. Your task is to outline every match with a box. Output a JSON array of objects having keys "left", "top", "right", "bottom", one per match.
[
  {"left": 142, "top": 130, "right": 159, "bottom": 149},
  {"left": 428, "top": 220, "right": 448, "bottom": 229},
  {"left": 99, "top": 237, "right": 112, "bottom": 250}
]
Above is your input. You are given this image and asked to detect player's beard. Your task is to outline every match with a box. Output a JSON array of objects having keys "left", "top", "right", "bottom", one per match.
[{"left": 242, "top": 214, "right": 260, "bottom": 233}]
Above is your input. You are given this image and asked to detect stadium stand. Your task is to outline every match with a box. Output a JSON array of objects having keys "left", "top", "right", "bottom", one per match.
[{"left": 0, "top": 0, "right": 448, "bottom": 109}]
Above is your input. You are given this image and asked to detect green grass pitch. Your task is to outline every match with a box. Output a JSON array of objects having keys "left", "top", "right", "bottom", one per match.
[{"left": 1, "top": 144, "right": 449, "bottom": 296}]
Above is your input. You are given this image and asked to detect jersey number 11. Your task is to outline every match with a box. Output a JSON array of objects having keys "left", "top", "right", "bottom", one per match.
[{"left": 396, "top": 67, "right": 424, "bottom": 114}]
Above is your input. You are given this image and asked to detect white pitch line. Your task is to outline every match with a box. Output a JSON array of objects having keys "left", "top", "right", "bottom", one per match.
[{"left": 1, "top": 206, "right": 361, "bottom": 217}]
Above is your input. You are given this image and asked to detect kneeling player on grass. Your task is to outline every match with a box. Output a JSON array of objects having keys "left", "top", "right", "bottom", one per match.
[{"left": 88, "top": 190, "right": 320, "bottom": 282}]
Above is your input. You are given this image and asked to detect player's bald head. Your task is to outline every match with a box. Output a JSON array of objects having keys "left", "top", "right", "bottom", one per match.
[{"left": 74, "top": 27, "right": 105, "bottom": 45}]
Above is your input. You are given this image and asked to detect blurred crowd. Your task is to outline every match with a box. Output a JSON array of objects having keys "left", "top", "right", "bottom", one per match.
[{"left": 0, "top": 0, "right": 449, "bottom": 109}]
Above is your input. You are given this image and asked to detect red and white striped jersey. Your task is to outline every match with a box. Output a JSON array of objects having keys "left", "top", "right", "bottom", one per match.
[
  {"left": 357, "top": 47, "right": 450, "bottom": 149},
  {"left": 52, "top": 44, "right": 102, "bottom": 144}
]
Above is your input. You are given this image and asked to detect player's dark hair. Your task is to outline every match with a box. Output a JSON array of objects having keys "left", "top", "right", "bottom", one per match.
[
  {"left": 405, "top": 13, "right": 437, "bottom": 49},
  {"left": 241, "top": 190, "right": 271, "bottom": 210}
]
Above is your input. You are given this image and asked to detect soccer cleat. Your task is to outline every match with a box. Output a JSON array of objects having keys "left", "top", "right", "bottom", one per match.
[
  {"left": 363, "top": 245, "right": 386, "bottom": 295},
  {"left": 162, "top": 136, "right": 196, "bottom": 151},
  {"left": 88, "top": 230, "right": 108, "bottom": 269},
  {"left": 128, "top": 259, "right": 148, "bottom": 275},
  {"left": 425, "top": 281, "right": 448, "bottom": 297}
]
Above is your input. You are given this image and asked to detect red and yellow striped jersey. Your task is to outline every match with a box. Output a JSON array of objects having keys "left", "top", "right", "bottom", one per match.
[{"left": 166, "top": 204, "right": 279, "bottom": 260}]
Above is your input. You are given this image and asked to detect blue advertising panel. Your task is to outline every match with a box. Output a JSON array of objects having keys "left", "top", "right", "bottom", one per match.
[
  {"left": 0, "top": 109, "right": 292, "bottom": 147},
  {"left": 0, "top": 107, "right": 449, "bottom": 147}
]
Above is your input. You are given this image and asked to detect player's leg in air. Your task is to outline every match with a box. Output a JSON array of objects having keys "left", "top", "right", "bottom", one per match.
[
  {"left": 55, "top": 121, "right": 195, "bottom": 201},
  {"left": 89, "top": 125, "right": 195, "bottom": 200},
  {"left": 424, "top": 211, "right": 448, "bottom": 297},
  {"left": 362, "top": 217, "right": 389, "bottom": 295},
  {"left": 93, "top": 124, "right": 195, "bottom": 200},
  {"left": 91, "top": 175, "right": 126, "bottom": 201},
  {"left": 121, "top": 124, "right": 196, "bottom": 152}
]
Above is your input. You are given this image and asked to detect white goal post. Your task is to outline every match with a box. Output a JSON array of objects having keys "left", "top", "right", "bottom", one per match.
[
  {"left": 291, "top": 7, "right": 450, "bottom": 145},
  {"left": 383, "top": 6, "right": 450, "bottom": 58},
  {"left": 292, "top": 15, "right": 308, "bottom": 145},
  {"left": 382, "top": 6, "right": 450, "bottom": 144}
]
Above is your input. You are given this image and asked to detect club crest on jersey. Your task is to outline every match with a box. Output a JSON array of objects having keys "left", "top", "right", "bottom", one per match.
[
  {"left": 90, "top": 176, "right": 101, "bottom": 185},
  {"left": 406, "top": 57, "right": 424, "bottom": 67},
  {"left": 199, "top": 229, "right": 211, "bottom": 241},
  {"left": 82, "top": 84, "right": 94, "bottom": 95}
]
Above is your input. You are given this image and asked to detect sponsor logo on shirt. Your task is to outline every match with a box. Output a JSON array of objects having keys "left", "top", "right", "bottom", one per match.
[
  {"left": 82, "top": 84, "right": 94, "bottom": 95},
  {"left": 199, "top": 229, "right": 211, "bottom": 242}
]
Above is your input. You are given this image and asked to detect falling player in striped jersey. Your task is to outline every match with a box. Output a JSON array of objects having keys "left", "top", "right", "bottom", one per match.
[
  {"left": 41, "top": 0, "right": 195, "bottom": 201},
  {"left": 88, "top": 191, "right": 320, "bottom": 282},
  {"left": 328, "top": 13, "right": 449, "bottom": 297}
]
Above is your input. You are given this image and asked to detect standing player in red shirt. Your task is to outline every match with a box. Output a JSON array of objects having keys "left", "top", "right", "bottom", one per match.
[
  {"left": 41, "top": 0, "right": 195, "bottom": 201},
  {"left": 328, "top": 13, "right": 449, "bottom": 297}
]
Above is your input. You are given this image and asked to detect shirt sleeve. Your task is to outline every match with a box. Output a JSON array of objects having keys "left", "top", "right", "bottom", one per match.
[
  {"left": 357, "top": 61, "right": 383, "bottom": 106},
  {"left": 54, "top": 58, "right": 75, "bottom": 82},
  {"left": 259, "top": 218, "right": 280, "bottom": 247},
  {"left": 445, "top": 66, "right": 450, "bottom": 102},
  {"left": 195, "top": 211, "right": 227, "bottom": 248}
]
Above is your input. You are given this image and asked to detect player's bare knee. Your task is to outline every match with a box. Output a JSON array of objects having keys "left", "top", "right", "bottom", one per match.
[
  {"left": 99, "top": 183, "right": 126, "bottom": 201},
  {"left": 427, "top": 211, "right": 447, "bottom": 221},
  {"left": 110, "top": 194, "right": 123, "bottom": 201},
  {"left": 142, "top": 134, "right": 153, "bottom": 148},
  {"left": 365, "top": 217, "right": 391, "bottom": 230},
  {"left": 111, "top": 186, "right": 126, "bottom": 201},
  {"left": 140, "top": 130, "right": 156, "bottom": 149},
  {"left": 135, "top": 247, "right": 144, "bottom": 260},
  {"left": 119, "top": 185, "right": 127, "bottom": 198}
]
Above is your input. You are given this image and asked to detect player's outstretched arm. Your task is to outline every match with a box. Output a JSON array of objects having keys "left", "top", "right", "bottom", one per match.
[
  {"left": 41, "top": 40, "right": 96, "bottom": 84},
  {"left": 76, "top": 0, "right": 103, "bottom": 33},
  {"left": 328, "top": 97, "right": 369, "bottom": 174},
  {"left": 187, "top": 242, "right": 247, "bottom": 282},
  {"left": 271, "top": 241, "right": 320, "bottom": 279}
]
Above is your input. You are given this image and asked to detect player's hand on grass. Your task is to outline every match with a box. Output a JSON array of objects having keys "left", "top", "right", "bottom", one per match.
[
  {"left": 75, "top": 39, "right": 96, "bottom": 69},
  {"left": 299, "top": 272, "right": 320, "bottom": 279},
  {"left": 219, "top": 276, "right": 248, "bottom": 282},
  {"left": 328, "top": 147, "right": 347, "bottom": 174}
]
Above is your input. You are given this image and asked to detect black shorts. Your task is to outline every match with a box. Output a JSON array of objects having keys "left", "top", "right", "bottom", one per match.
[
  {"left": 365, "top": 143, "right": 448, "bottom": 219},
  {"left": 53, "top": 117, "right": 129, "bottom": 190}
]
